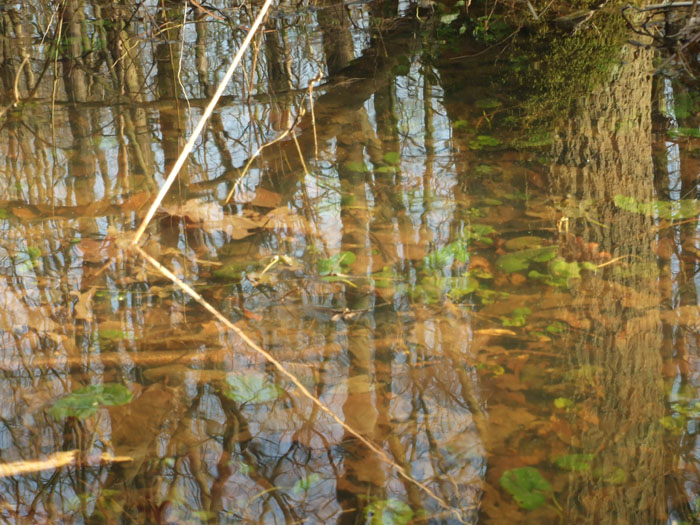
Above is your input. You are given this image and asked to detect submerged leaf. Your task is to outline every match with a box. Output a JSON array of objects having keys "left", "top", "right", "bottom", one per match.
[
  {"left": 365, "top": 498, "right": 413, "bottom": 525},
  {"left": 504, "top": 236, "right": 545, "bottom": 251},
  {"left": 554, "top": 453, "right": 594, "bottom": 472},
  {"left": 497, "top": 246, "right": 557, "bottom": 273},
  {"left": 224, "top": 372, "right": 281, "bottom": 404},
  {"left": 50, "top": 384, "right": 133, "bottom": 419},
  {"left": 500, "top": 307, "right": 532, "bottom": 327},
  {"left": 318, "top": 251, "right": 356, "bottom": 276},
  {"left": 614, "top": 194, "right": 700, "bottom": 220},
  {"left": 469, "top": 135, "right": 501, "bottom": 150},
  {"left": 499, "top": 467, "right": 552, "bottom": 510}
]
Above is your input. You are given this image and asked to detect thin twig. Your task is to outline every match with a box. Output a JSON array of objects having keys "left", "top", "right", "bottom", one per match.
[
  {"left": 130, "top": 0, "right": 276, "bottom": 246},
  {"left": 291, "top": 109, "right": 309, "bottom": 175},
  {"left": 131, "top": 245, "right": 466, "bottom": 523}
]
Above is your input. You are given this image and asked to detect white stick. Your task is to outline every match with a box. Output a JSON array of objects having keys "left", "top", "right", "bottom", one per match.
[{"left": 131, "top": 0, "right": 276, "bottom": 246}]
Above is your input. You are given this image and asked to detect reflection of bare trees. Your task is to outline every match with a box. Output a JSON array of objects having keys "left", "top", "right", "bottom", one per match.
[
  {"left": 4, "top": 0, "right": 695, "bottom": 521},
  {"left": 0, "top": 1, "right": 487, "bottom": 522}
]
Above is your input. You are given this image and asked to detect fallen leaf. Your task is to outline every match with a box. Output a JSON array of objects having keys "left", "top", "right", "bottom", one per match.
[
  {"left": 71, "top": 286, "right": 96, "bottom": 321},
  {"left": 11, "top": 206, "right": 40, "bottom": 220},
  {"left": 235, "top": 188, "right": 282, "bottom": 208},
  {"left": 161, "top": 198, "right": 223, "bottom": 223},
  {"left": 120, "top": 192, "right": 153, "bottom": 212},
  {"left": 262, "top": 206, "right": 310, "bottom": 235}
]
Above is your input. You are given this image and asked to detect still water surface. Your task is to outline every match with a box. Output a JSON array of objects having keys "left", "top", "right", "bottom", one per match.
[{"left": 0, "top": 0, "right": 698, "bottom": 523}]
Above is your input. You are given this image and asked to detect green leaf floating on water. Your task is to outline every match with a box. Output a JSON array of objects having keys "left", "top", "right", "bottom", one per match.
[
  {"left": 50, "top": 383, "right": 133, "bottom": 419},
  {"left": 224, "top": 372, "right": 281, "bottom": 404},
  {"left": 554, "top": 453, "right": 594, "bottom": 472},
  {"left": 497, "top": 246, "right": 557, "bottom": 273},
  {"left": 499, "top": 467, "right": 553, "bottom": 510},
  {"left": 365, "top": 498, "right": 413, "bottom": 525},
  {"left": 614, "top": 194, "right": 700, "bottom": 220},
  {"left": 318, "top": 251, "right": 356, "bottom": 276}
]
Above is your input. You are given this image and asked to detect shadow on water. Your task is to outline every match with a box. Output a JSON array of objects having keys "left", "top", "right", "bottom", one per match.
[{"left": 0, "top": 0, "right": 699, "bottom": 522}]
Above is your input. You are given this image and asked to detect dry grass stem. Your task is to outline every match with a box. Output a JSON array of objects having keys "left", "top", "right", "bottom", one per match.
[{"left": 0, "top": 451, "right": 132, "bottom": 478}]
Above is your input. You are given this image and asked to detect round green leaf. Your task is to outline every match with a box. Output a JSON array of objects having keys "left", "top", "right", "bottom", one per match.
[{"left": 499, "top": 467, "right": 552, "bottom": 510}]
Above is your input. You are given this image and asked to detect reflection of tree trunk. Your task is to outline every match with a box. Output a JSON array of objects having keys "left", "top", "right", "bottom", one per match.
[
  {"left": 155, "top": 6, "right": 188, "bottom": 189},
  {"left": 550, "top": 43, "right": 666, "bottom": 523},
  {"left": 336, "top": 109, "right": 383, "bottom": 524},
  {"left": 317, "top": 0, "right": 354, "bottom": 75},
  {"left": 62, "top": 0, "right": 95, "bottom": 202},
  {"left": 102, "top": 1, "right": 155, "bottom": 181}
]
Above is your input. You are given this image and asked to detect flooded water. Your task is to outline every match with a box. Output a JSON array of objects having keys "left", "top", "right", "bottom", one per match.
[{"left": 1, "top": 0, "right": 699, "bottom": 523}]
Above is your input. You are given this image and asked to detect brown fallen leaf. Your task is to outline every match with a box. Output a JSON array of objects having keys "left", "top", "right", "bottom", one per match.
[
  {"left": 71, "top": 286, "right": 97, "bottom": 321},
  {"left": 262, "top": 206, "right": 310, "bottom": 235},
  {"left": 120, "top": 192, "right": 153, "bottom": 212},
  {"left": 235, "top": 187, "right": 282, "bottom": 208},
  {"left": 11, "top": 206, "right": 40, "bottom": 220},
  {"left": 161, "top": 198, "right": 222, "bottom": 223},
  {"left": 161, "top": 198, "right": 258, "bottom": 239}
]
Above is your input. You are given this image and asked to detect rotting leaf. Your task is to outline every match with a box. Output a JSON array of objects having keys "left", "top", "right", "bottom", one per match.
[
  {"left": 50, "top": 384, "right": 133, "bottom": 419},
  {"left": 499, "top": 467, "right": 552, "bottom": 510},
  {"left": 224, "top": 372, "right": 281, "bottom": 404}
]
